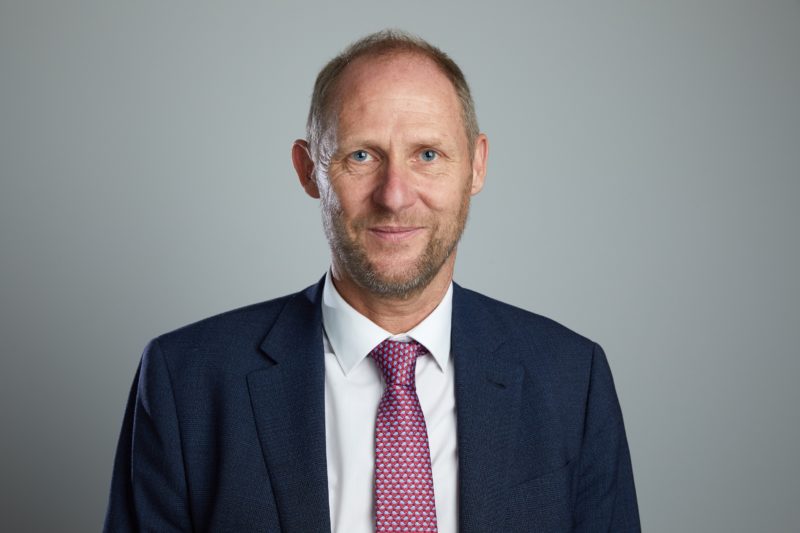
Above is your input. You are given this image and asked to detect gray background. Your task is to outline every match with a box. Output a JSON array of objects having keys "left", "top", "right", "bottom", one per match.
[{"left": 1, "top": 1, "right": 798, "bottom": 531}]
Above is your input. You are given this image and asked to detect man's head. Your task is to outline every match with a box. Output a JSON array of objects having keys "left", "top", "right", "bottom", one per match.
[
  {"left": 292, "top": 30, "right": 488, "bottom": 300},
  {"left": 305, "top": 29, "right": 481, "bottom": 170}
]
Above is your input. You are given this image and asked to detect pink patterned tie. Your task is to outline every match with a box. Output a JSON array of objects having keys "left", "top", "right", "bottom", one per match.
[{"left": 371, "top": 339, "right": 438, "bottom": 532}]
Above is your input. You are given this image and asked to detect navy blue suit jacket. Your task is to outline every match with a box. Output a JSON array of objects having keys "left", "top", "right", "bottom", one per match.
[{"left": 104, "top": 279, "right": 640, "bottom": 532}]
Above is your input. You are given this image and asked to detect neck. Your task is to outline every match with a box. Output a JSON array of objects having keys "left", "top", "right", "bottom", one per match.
[{"left": 330, "top": 255, "right": 456, "bottom": 334}]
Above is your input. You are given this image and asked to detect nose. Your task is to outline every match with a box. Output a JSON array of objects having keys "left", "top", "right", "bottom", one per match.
[{"left": 371, "top": 158, "right": 416, "bottom": 213}]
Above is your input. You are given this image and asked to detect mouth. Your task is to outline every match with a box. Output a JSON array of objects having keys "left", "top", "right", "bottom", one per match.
[{"left": 368, "top": 226, "right": 423, "bottom": 243}]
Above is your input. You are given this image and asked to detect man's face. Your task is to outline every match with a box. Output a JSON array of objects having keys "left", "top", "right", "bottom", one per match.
[{"left": 312, "top": 53, "right": 486, "bottom": 298}]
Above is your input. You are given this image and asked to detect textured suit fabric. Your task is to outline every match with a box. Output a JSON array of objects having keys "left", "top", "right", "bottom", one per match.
[{"left": 104, "top": 278, "right": 640, "bottom": 532}]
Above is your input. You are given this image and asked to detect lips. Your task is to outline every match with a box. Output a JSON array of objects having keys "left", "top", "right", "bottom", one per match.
[{"left": 368, "top": 226, "right": 423, "bottom": 242}]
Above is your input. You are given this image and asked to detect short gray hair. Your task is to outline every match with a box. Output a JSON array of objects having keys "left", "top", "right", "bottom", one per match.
[{"left": 306, "top": 29, "right": 480, "bottom": 167}]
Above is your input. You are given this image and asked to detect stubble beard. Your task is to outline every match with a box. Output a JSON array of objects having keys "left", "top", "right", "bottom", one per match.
[{"left": 321, "top": 187, "right": 471, "bottom": 300}]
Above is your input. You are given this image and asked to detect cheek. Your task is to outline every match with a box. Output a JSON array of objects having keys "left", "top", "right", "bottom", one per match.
[
  {"left": 329, "top": 179, "right": 374, "bottom": 214},
  {"left": 421, "top": 183, "right": 470, "bottom": 214},
  {"left": 318, "top": 182, "right": 340, "bottom": 216},
  {"left": 320, "top": 189, "right": 369, "bottom": 232}
]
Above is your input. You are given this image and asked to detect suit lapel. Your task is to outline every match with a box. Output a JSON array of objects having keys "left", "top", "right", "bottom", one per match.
[
  {"left": 247, "top": 280, "right": 331, "bottom": 533},
  {"left": 452, "top": 284, "right": 524, "bottom": 533},
  {"left": 245, "top": 280, "right": 540, "bottom": 533}
]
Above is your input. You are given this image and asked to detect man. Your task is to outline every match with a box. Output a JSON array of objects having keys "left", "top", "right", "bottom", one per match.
[{"left": 105, "top": 30, "right": 640, "bottom": 532}]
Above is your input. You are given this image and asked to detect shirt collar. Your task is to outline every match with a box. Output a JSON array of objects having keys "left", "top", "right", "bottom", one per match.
[{"left": 321, "top": 270, "right": 453, "bottom": 377}]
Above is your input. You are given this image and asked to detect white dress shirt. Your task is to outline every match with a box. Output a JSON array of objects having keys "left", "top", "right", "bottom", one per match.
[{"left": 321, "top": 271, "right": 458, "bottom": 533}]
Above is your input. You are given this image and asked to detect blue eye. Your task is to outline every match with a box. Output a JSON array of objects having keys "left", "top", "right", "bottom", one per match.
[
  {"left": 351, "top": 150, "right": 370, "bottom": 162},
  {"left": 420, "top": 149, "right": 437, "bottom": 162}
]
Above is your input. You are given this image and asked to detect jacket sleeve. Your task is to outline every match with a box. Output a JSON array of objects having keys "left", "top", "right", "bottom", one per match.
[
  {"left": 103, "top": 339, "right": 193, "bottom": 532},
  {"left": 573, "top": 343, "right": 641, "bottom": 532}
]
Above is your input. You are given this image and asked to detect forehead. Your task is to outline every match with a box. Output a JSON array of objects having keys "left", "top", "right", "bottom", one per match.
[{"left": 332, "top": 52, "right": 463, "bottom": 130}]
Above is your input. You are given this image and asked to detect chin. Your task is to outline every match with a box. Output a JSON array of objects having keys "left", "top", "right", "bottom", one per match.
[
  {"left": 375, "top": 270, "right": 420, "bottom": 287},
  {"left": 368, "top": 257, "right": 420, "bottom": 279}
]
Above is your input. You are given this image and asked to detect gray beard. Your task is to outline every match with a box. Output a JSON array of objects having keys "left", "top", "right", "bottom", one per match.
[{"left": 321, "top": 202, "right": 469, "bottom": 301}]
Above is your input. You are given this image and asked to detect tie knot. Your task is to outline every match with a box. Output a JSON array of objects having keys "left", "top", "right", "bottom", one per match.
[{"left": 370, "top": 339, "right": 427, "bottom": 387}]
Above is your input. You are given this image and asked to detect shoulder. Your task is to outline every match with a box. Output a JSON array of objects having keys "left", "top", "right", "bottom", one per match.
[
  {"left": 452, "top": 283, "right": 603, "bottom": 391},
  {"left": 454, "top": 283, "right": 596, "bottom": 352},
  {"left": 145, "top": 281, "right": 321, "bottom": 374},
  {"left": 156, "top": 293, "right": 292, "bottom": 348}
]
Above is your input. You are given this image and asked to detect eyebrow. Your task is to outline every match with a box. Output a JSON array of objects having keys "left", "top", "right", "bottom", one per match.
[{"left": 337, "top": 135, "right": 453, "bottom": 151}]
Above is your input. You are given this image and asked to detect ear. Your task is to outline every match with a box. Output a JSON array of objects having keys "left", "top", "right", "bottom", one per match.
[
  {"left": 469, "top": 133, "right": 488, "bottom": 196},
  {"left": 292, "top": 139, "right": 320, "bottom": 199}
]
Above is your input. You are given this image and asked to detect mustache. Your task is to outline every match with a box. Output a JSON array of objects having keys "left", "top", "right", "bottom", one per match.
[{"left": 352, "top": 215, "right": 428, "bottom": 229}]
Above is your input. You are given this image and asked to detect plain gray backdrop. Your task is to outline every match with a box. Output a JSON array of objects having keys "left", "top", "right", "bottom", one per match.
[{"left": 1, "top": 1, "right": 798, "bottom": 531}]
